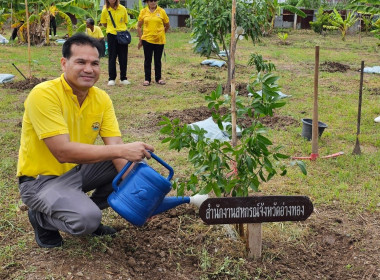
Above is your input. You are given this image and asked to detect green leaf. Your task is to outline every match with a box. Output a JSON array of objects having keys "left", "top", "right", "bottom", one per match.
[
  {"left": 275, "top": 153, "right": 290, "bottom": 159},
  {"left": 160, "top": 125, "right": 172, "bottom": 135},
  {"left": 201, "top": 184, "right": 213, "bottom": 195},
  {"left": 161, "top": 137, "right": 172, "bottom": 144},
  {"left": 257, "top": 134, "right": 273, "bottom": 145},
  {"left": 296, "top": 160, "right": 307, "bottom": 175},
  {"left": 212, "top": 183, "right": 222, "bottom": 197}
]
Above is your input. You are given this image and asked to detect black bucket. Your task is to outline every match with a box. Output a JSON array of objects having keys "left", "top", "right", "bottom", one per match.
[{"left": 301, "top": 118, "right": 328, "bottom": 141}]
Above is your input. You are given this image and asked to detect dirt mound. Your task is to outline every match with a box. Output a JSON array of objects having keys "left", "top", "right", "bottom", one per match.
[
  {"left": 368, "top": 87, "right": 380, "bottom": 96},
  {"left": 198, "top": 83, "right": 250, "bottom": 96},
  {"left": 2, "top": 76, "right": 46, "bottom": 90},
  {"left": 320, "top": 61, "right": 350, "bottom": 73},
  {"left": 149, "top": 106, "right": 297, "bottom": 131}
]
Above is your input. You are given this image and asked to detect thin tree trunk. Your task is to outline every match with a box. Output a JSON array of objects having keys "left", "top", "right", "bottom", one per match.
[
  {"left": 25, "top": 0, "right": 32, "bottom": 78},
  {"left": 230, "top": 0, "right": 237, "bottom": 147}
]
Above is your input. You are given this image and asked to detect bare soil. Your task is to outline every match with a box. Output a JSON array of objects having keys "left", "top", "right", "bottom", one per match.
[
  {"left": 320, "top": 61, "right": 350, "bottom": 73},
  {"left": 144, "top": 105, "right": 298, "bottom": 133},
  {"left": 2, "top": 77, "right": 47, "bottom": 90},
  {"left": 3, "top": 205, "right": 379, "bottom": 279}
]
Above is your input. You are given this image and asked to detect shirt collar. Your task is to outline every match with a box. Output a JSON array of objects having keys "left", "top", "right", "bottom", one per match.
[{"left": 60, "top": 73, "right": 95, "bottom": 99}]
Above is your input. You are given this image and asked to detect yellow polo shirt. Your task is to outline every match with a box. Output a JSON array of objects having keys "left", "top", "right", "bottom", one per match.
[
  {"left": 100, "top": 5, "right": 128, "bottom": 35},
  {"left": 17, "top": 74, "right": 121, "bottom": 177},
  {"left": 87, "top": 26, "right": 104, "bottom": 39},
  {"left": 138, "top": 6, "right": 169, "bottom": 45},
  {"left": 49, "top": 5, "right": 58, "bottom": 17}
]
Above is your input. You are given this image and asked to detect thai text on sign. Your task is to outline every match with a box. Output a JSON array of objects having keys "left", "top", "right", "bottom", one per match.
[{"left": 199, "top": 196, "right": 313, "bottom": 224}]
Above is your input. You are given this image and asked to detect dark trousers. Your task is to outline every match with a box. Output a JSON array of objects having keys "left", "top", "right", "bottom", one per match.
[
  {"left": 142, "top": 40, "right": 164, "bottom": 83},
  {"left": 107, "top": 33, "right": 128, "bottom": 81},
  {"left": 99, "top": 38, "right": 106, "bottom": 57},
  {"left": 11, "top": 28, "right": 18, "bottom": 41},
  {"left": 50, "top": 16, "right": 56, "bottom": 36}
]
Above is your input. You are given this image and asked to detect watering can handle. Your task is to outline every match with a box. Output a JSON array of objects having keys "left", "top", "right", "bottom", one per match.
[{"left": 112, "top": 151, "right": 174, "bottom": 191}]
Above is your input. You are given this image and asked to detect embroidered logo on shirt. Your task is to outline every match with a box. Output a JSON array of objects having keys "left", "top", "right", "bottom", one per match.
[
  {"left": 92, "top": 122, "right": 100, "bottom": 131},
  {"left": 157, "top": 13, "right": 160, "bottom": 17}
]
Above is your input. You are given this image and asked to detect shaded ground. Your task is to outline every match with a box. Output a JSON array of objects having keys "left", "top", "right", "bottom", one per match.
[
  {"left": 2, "top": 77, "right": 46, "bottom": 90},
  {"left": 320, "top": 61, "right": 350, "bottom": 73},
  {"left": 2, "top": 205, "right": 379, "bottom": 279}
]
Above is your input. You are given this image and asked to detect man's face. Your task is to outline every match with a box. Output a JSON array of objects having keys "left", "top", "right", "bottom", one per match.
[{"left": 61, "top": 44, "right": 100, "bottom": 92}]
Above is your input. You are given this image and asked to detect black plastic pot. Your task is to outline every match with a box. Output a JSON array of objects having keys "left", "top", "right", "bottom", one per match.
[{"left": 301, "top": 118, "right": 328, "bottom": 141}]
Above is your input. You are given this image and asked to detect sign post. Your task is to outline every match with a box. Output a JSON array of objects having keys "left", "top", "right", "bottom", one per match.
[{"left": 199, "top": 196, "right": 313, "bottom": 258}]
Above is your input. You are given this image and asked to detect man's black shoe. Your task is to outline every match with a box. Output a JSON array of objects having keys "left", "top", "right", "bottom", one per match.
[
  {"left": 92, "top": 223, "right": 117, "bottom": 237},
  {"left": 28, "top": 209, "right": 63, "bottom": 248}
]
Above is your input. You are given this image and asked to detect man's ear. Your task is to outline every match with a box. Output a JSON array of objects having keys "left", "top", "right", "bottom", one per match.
[{"left": 60, "top": 57, "right": 66, "bottom": 72}]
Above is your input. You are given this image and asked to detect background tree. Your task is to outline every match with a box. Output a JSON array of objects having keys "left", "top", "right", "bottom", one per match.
[
  {"left": 324, "top": 9, "right": 358, "bottom": 41},
  {"left": 188, "top": 0, "right": 268, "bottom": 91},
  {"left": 310, "top": 7, "right": 330, "bottom": 34},
  {"left": 265, "top": 0, "right": 306, "bottom": 33}
]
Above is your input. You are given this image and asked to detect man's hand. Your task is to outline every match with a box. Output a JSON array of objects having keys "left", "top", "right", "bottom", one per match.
[
  {"left": 120, "top": 142, "right": 154, "bottom": 161},
  {"left": 138, "top": 40, "right": 142, "bottom": 50}
]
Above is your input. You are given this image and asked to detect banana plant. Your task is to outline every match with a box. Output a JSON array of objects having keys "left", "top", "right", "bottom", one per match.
[
  {"left": 348, "top": 0, "right": 380, "bottom": 15},
  {"left": 371, "top": 18, "right": 380, "bottom": 44},
  {"left": 18, "top": 10, "right": 73, "bottom": 44},
  {"left": 0, "top": 8, "right": 9, "bottom": 30},
  {"left": 324, "top": 9, "right": 358, "bottom": 41},
  {"left": 277, "top": 32, "right": 288, "bottom": 44},
  {"left": 265, "top": 0, "right": 306, "bottom": 33},
  {"left": 58, "top": 0, "right": 103, "bottom": 35}
]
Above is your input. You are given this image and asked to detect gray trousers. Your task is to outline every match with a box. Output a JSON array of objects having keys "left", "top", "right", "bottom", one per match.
[{"left": 19, "top": 161, "right": 117, "bottom": 235}]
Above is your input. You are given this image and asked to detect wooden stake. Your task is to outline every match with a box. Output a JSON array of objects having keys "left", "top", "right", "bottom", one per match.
[
  {"left": 247, "top": 223, "right": 262, "bottom": 259},
  {"left": 359, "top": 14, "right": 361, "bottom": 44},
  {"left": 311, "top": 46, "right": 319, "bottom": 159},
  {"left": 25, "top": 0, "right": 32, "bottom": 78},
  {"left": 230, "top": 0, "right": 237, "bottom": 147}
]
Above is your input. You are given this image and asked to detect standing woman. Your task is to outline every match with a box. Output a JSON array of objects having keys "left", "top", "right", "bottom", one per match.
[
  {"left": 100, "top": 0, "right": 130, "bottom": 86},
  {"left": 137, "top": 0, "right": 170, "bottom": 86},
  {"left": 49, "top": 2, "right": 58, "bottom": 37}
]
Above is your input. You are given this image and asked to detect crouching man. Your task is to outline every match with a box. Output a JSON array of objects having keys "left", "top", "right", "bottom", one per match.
[{"left": 17, "top": 33, "right": 154, "bottom": 248}]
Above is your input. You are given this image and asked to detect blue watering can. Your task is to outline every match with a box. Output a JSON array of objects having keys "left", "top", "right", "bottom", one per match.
[{"left": 108, "top": 152, "right": 207, "bottom": 227}]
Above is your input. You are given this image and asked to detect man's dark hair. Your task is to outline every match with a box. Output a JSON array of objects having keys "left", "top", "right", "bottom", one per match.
[
  {"left": 86, "top": 18, "right": 95, "bottom": 26},
  {"left": 62, "top": 33, "right": 102, "bottom": 59}
]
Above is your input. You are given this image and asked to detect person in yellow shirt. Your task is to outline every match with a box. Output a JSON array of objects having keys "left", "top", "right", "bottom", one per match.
[
  {"left": 17, "top": 33, "right": 154, "bottom": 248},
  {"left": 86, "top": 18, "right": 105, "bottom": 57},
  {"left": 100, "top": 0, "right": 130, "bottom": 86},
  {"left": 49, "top": 2, "right": 58, "bottom": 37},
  {"left": 137, "top": 0, "right": 170, "bottom": 86}
]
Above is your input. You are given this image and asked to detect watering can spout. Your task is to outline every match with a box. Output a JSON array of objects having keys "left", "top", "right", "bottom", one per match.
[{"left": 151, "top": 194, "right": 209, "bottom": 216}]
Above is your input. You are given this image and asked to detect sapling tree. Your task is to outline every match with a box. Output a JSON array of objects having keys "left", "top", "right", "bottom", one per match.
[
  {"left": 277, "top": 32, "right": 289, "bottom": 44},
  {"left": 160, "top": 72, "right": 307, "bottom": 198},
  {"left": 310, "top": 7, "right": 330, "bottom": 35},
  {"left": 247, "top": 53, "right": 276, "bottom": 73},
  {"left": 162, "top": 0, "right": 306, "bottom": 251},
  {"left": 188, "top": 0, "right": 268, "bottom": 88}
]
